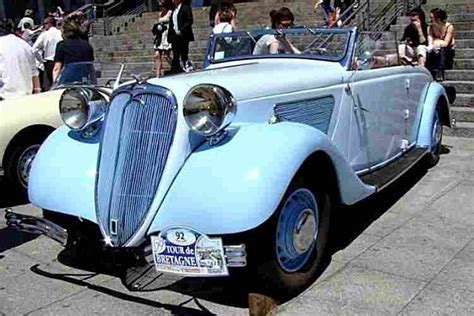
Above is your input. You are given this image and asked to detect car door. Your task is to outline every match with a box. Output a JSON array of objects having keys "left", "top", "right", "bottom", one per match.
[{"left": 348, "top": 32, "right": 407, "bottom": 170}]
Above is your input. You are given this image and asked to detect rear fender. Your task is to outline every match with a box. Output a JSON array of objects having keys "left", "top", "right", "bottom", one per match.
[
  {"left": 416, "top": 82, "right": 451, "bottom": 148},
  {"left": 148, "top": 122, "right": 374, "bottom": 235},
  {"left": 28, "top": 126, "right": 99, "bottom": 223}
]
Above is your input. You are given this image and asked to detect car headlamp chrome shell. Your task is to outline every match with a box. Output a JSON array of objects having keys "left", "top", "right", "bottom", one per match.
[
  {"left": 183, "top": 84, "right": 237, "bottom": 136},
  {"left": 59, "top": 87, "right": 107, "bottom": 131}
]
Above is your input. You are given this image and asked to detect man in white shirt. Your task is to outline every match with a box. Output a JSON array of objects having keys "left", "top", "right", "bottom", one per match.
[
  {"left": 17, "top": 9, "right": 35, "bottom": 32},
  {"left": 33, "top": 17, "right": 63, "bottom": 90},
  {"left": 0, "top": 19, "right": 40, "bottom": 100}
]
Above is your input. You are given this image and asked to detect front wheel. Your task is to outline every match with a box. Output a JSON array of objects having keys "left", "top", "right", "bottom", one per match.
[{"left": 249, "top": 177, "right": 331, "bottom": 299}]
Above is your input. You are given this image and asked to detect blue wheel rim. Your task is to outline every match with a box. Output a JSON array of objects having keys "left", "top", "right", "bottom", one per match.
[{"left": 276, "top": 188, "right": 319, "bottom": 273}]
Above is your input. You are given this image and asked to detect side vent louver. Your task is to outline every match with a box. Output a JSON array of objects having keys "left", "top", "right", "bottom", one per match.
[{"left": 274, "top": 96, "right": 335, "bottom": 134}]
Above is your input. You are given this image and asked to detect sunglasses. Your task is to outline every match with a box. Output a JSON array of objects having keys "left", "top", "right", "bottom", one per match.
[{"left": 278, "top": 21, "right": 294, "bottom": 28}]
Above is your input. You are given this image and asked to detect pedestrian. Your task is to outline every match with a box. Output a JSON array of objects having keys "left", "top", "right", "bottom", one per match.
[
  {"left": 33, "top": 17, "right": 63, "bottom": 90},
  {"left": 253, "top": 7, "right": 300, "bottom": 55},
  {"left": 0, "top": 19, "right": 41, "bottom": 100},
  {"left": 17, "top": 9, "right": 35, "bottom": 32},
  {"left": 168, "top": 0, "right": 195, "bottom": 74},
  {"left": 21, "top": 22, "right": 42, "bottom": 46},
  {"left": 213, "top": 3, "right": 237, "bottom": 32},
  {"left": 426, "top": 8, "right": 456, "bottom": 81},
  {"left": 398, "top": 7, "right": 428, "bottom": 66},
  {"left": 209, "top": 0, "right": 234, "bottom": 28},
  {"left": 52, "top": 15, "right": 95, "bottom": 82},
  {"left": 213, "top": 7, "right": 236, "bottom": 35},
  {"left": 67, "top": 11, "right": 91, "bottom": 41},
  {"left": 152, "top": 0, "right": 174, "bottom": 77}
]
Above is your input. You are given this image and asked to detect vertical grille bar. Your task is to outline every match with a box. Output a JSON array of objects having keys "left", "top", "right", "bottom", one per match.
[{"left": 96, "top": 90, "right": 177, "bottom": 246}]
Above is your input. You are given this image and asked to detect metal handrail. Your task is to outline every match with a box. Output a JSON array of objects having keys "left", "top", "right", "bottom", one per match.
[{"left": 315, "top": 0, "right": 424, "bottom": 54}]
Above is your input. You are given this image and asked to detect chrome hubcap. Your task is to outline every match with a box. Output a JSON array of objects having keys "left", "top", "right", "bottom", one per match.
[
  {"left": 17, "top": 145, "right": 40, "bottom": 188},
  {"left": 293, "top": 209, "right": 317, "bottom": 254}
]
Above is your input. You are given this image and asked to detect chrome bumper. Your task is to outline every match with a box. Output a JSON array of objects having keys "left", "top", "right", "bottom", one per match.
[
  {"left": 224, "top": 244, "right": 247, "bottom": 267},
  {"left": 4, "top": 208, "right": 68, "bottom": 246}
]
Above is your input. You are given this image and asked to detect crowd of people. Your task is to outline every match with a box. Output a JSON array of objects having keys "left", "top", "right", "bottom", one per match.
[
  {"left": 399, "top": 7, "right": 456, "bottom": 81},
  {"left": 152, "top": 0, "right": 238, "bottom": 76},
  {"left": 0, "top": 8, "right": 94, "bottom": 100}
]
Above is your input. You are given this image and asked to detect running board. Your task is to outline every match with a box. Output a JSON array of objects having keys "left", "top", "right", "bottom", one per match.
[{"left": 359, "top": 148, "right": 427, "bottom": 190}]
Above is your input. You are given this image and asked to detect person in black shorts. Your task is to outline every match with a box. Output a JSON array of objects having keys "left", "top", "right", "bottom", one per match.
[{"left": 52, "top": 14, "right": 94, "bottom": 83}]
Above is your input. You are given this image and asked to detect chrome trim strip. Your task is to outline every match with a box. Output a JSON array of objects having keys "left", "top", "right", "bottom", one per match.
[{"left": 355, "top": 142, "right": 417, "bottom": 176}]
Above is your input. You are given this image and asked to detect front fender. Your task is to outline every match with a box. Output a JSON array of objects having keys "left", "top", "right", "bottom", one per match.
[
  {"left": 148, "top": 122, "right": 374, "bottom": 235},
  {"left": 28, "top": 126, "right": 99, "bottom": 223},
  {"left": 416, "top": 82, "right": 451, "bottom": 148}
]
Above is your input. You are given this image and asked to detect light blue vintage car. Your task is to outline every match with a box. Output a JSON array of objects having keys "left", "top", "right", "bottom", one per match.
[{"left": 6, "top": 27, "right": 452, "bottom": 297}]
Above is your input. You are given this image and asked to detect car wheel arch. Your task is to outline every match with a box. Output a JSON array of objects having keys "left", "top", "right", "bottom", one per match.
[
  {"left": 3, "top": 124, "right": 55, "bottom": 167},
  {"left": 437, "top": 96, "right": 450, "bottom": 127},
  {"left": 297, "top": 150, "right": 342, "bottom": 207}
]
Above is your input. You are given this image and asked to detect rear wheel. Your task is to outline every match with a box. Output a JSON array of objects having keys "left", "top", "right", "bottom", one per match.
[
  {"left": 249, "top": 175, "right": 331, "bottom": 299},
  {"left": 425, "top": 105, "right": 443, "bottom": 167}
]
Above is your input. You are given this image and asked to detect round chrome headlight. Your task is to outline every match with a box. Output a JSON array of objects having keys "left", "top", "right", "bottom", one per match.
[
  {"left": 183, "top": 84, "right": 237, "bottom": 136},
  {"left": 59, "top": 88, "right": 107, "bottom": 131}
]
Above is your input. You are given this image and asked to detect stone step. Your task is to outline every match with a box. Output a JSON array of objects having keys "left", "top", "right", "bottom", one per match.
[
  {"left": 97, "top": 53, "right": 205, "bottom": 64},
  {"left": 392, "top": 21, "right": 474, "bottom": 32},
  {"left": 455, "top": 48, "right": 474, "bottom": 59},
  {"left": 453, "top": 58, "right": 474, "bottom": 69},
  {"left": 451, "top": 106, "right": 474, "bottom": 121},
  {"left": 453, "top": 93, "right": 474, "bottom": 108},
  {"left": 444, "top": 121, "right": 474, "bottom": 137},
  {"left": 453, "top": 39, "right": 474, "bottom": 49},
  {"left": 443, "top": 81, "right": 474, "bottom": 94},
  {"left": 445, "top": 70, "right": 474, "bottom": 81},
  {"left": 454, "top": 30, "right": 474, "bottom": 39}
]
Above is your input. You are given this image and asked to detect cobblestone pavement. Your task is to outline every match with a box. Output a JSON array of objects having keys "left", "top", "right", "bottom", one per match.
[{"left": 1, "top": 136, "right": 473, "bottom": 315}]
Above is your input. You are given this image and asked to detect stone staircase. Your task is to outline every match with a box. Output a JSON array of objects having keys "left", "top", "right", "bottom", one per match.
[
  {"left": 90, "top": 0, "right": 323, "bottom": 82},
  {"left": 391, "top": 0, "right": 474, "bottom": 137}
]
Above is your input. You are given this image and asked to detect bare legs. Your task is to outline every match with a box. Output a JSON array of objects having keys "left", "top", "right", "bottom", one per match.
[{"left": 154, "top": 50, "right": 172, "bottom": 77}]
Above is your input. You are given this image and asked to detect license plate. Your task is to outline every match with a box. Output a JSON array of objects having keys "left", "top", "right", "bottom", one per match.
[{"left": 151, "top": 227, "right": 229, "bottom": 277}]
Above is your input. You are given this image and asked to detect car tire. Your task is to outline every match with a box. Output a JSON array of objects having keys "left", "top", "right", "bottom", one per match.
[
  {"left": 248, "top": 174, "right": 331, "bottom": 299},
  {"left": 4, "top": 133, "right": 49, "bottom": 198},
  {"left": 425, "top": 105, "right": 443, "bottom": 168}
]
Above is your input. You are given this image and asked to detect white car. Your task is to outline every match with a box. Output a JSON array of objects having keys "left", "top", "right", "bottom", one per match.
[{"left": 0, "top": 62, "right": 99, "bottom": 196}]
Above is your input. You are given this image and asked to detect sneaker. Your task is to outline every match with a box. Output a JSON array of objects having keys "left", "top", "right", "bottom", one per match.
[{"left": 184, "top": 60, "right": 194, "bottom": 72}]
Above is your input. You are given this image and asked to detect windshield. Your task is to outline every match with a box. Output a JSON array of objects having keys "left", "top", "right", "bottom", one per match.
[
  {"left": 207, "top": 27, "right": 352, "bottom": 65},
  {"left": 53, "top": 62, "right": 97, "bottom": 88}
]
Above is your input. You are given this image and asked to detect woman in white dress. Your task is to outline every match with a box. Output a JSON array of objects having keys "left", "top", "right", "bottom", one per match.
[{"left": 153, "top": 0, "right": 174, "bottom": 77}]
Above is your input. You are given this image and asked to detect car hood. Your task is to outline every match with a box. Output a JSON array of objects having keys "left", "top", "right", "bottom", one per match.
[{"left": 147, "top": 59, "right": 346, "bottom": 101}]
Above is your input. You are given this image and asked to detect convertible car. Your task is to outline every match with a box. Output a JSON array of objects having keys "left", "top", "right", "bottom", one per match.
[
  {"left": 0, "top": 62, "right": 99, "bottom": 197},
  {"left": 6, "top": 27, "right": 452, "bottom": 297}
]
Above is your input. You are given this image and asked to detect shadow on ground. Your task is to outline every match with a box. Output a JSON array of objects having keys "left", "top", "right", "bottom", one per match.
[
  {"left": 27, "top": 157, "right": 446, "bottom": 313},
  {"left": 0, "top": 176, "right": 28, "bottom": 208},
  {"left": 0, "top": 176, "right": 38, "bottom": 252}
]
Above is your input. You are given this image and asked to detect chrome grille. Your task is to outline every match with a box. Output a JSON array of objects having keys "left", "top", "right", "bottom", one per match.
[
  {"left": 96, "top": 89, "right": 177, "bottom": 246},
  {"left": 274, "top": 96, "right": 335, "bottom": 134}
]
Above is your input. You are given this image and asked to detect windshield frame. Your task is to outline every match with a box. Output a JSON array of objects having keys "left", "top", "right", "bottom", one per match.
[{"left": 204, "top": 27, "right": 356, "bottom": 68}]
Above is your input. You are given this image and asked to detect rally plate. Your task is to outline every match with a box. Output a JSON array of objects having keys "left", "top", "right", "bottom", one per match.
[{"left": 151, "top": 227, "right": 229, "bottom": 277}]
